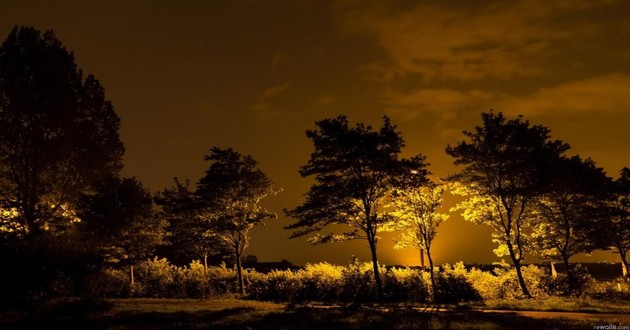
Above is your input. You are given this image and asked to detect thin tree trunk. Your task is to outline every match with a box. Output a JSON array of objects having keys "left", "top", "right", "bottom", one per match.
[
  {"left": 204, "top": 253, "right": 208, "bottom": 275},
  {"left": 367, "top": 235, "right": 383, "bottom": 301},
  {"left": 235, "top": 247, "right": 245, "bottom": 296},
  {"left": 426, "top": 248, "right": 436, "bottom": 303},
  {"left": 420, "top": 248, "right": 425, "bottom": 268},
  {"left": 130, "top": 265, "right": 135, "bottom": 285},
  {"left": 507, "top": 241, "right": 532, "bottom": 298},
  {"left": 561, "top": 253, "right": 574, "bottom": 294},
  {"left": 618, "top": 247, "right": 629, "bottom": 279}
]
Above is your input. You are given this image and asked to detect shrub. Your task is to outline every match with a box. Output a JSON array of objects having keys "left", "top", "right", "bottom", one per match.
[
  {"left": 466, "top": 267, "right": 502, "bottom": 300},
  {"left": 492, "top": 264, "right": 547, "bottom": 299},
  {"left": 542, "top": 265, "right": 593, "bottom": 297},
  {"left": 135, "top": 257, "right": 176, "bottom": 297},
  {"left": 207, "top": 262, "right": 238, "bottom": 295},
  {"left": 83, "top": 268, "right": 129, "bottom": 298},
  {"left": 434, "top": 263, "right": 481, "bottom": 303},
  {"left": 177, "top": 260, "right": 211, "bottom": 298},
  {"left": 587, "top": 278, "right": 630, "bottom": 300},
  {"left": 298, "top": 263, "right": 343, "bottom": 302},
  {"left": 384, "top": 267, "right": 429, "bottom": 303},
  {"left": 339, "top": 261, "right": 379, "bottom": 303}
]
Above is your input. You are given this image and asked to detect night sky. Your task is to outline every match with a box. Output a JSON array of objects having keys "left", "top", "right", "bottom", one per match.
[{"left": 2, "top": 0, "right": 629, "bottom": 266}]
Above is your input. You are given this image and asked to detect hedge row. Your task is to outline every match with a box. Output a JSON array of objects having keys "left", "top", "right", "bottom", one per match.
[{"left": 84, "top": 258, "right": 630, "bottom": 303}]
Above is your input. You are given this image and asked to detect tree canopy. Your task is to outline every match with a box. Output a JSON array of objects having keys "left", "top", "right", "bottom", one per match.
[
  {"left": 197, "top": 147, "right": 279, "bottom": 295},
  {"left": 286, "top": 115, "right": 428, "bottom": 299},
  {"left": 77, "top": 176, "right": 166, "bottom": 268},
  {"left": 446, "top": 111, "right": 569, "bottom": 298},
  {"left": 0, "top": 26, "right": 124, "bottom": 236}
]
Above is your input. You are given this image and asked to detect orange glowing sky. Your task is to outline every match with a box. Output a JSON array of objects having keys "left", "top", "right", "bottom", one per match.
[{"left": 2, "top": 0, "right": 630, "bottom": 266}]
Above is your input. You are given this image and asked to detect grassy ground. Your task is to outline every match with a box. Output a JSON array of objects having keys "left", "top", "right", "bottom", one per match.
[
  {"left": 2, "top": 298, "right": 629, "bottom": 330},
  {"left": 482, "top": 296, "right": 630, "bottom": 313}
]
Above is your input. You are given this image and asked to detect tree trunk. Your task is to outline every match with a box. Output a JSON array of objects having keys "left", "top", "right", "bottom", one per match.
[
  {"left": 426, "top": 248, "right": 436, "bottom": 302},
  {"left": 130, "top": 265, "right": 135, "bottom": 286},
  {"left": 507, "top": 241, "right": 532, "bottom": 298},
  {"left": 204, "top": 253, "right": 208, "bottom": 275},
  {"left": 367, "top": 235, "right": 383, "bottom": 301},
  {"left": 420, "top": 248, "right": 425, "bottom": 268},
  {"left": 561, "top": 253, "right": 574, "bottom": 294},
  {"left": 618, "top": 247, "right": 629, "bottom": 279},
  {"left": 235, "top": 247, "right": 245, "bottom": 296}
]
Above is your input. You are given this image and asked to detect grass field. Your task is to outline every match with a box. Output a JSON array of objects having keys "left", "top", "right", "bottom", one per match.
[{"left": 2, "top": 298, "right": 629, "bottom": 329}]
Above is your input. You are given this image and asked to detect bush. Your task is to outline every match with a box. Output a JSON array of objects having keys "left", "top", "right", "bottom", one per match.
[
  {"left": 384, "top": 267, "right": 429, "bottom": 303},
  {"left": 587, "top": 278, "right": 630, "bottom": 300},
  {"left": 339, "top": 261, "right": 379, "bottom": 303},
  {"left": 178, "top": 260, "right": 211, "bottom": 298},
  {"left": 434, "top": 263, "right": 481, "bottom": 304},
  {"left": 83, "top": 268, "right": 129, "bottom": 298},
  {"left": 492, "top": 264, "right": 547, "bottom": 299},
  {"left": 297, "top": 263, "right": 343, "bottom": 302},
  {"left": 542, "top": 265, "right": 593, "bottom": 297},
  {"left": 134, "top": 257, "right": 177, "bottom": 297},
  {"left": 207, "top": 262, "right": 237, "bottom": 295}
]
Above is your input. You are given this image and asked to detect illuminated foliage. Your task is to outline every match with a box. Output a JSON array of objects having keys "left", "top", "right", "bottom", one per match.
[
  {"left": 0, "top": 26, "right": 124, "bottom": 236},
  {"left": 390, "top": 177, "right": 448, "bottom": 296},
  {"left": 196, "top": 147, "right": 280, "bottom": 296},
  {"left": 285, "top": 115, "right": 427, "bottom": 300},
  {"left": 446, "top": 111, "right": 569, "bottom": 298}
]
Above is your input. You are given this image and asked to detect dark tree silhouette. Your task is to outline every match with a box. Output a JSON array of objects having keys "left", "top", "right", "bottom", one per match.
[
  {"left": 446, "top": 111, "right": 569, "bottom": 298},
  {"left": 0, "top": 26, "right": 124, "bottom": 236},
  {"left": 285, "top": 115, "right": 427, "bottom": 300},
  {"left": 155, "top": 178, "right": 230, "bottom": 270},
  {"left": 196, "top": 147, "right": 279, "bottom": 296},
  {"left": 532, "top": 155, "right": 610, "bottom": 292},
  {"left": 595, "top": 168, "right": 630, "bottom": 279},
  {"left": 78, "top": 176, "right": 166, "bottom": 285}
]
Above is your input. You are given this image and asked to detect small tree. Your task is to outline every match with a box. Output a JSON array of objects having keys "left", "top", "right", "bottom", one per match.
[
  {"left": 78, "top": 176, "right": 166, "bottom": 285},
  {"left": 531, "top": 155, "right": 609, "bottom": 292},
  {"left": 285, "top": 115, "right": 427, "bottom": 300},
  {"left": 0, "top": 26, "right": 124, "bottom": 236},
  {"left": 446, "top": 111, "right": 569, "bottom": 298},
  {"left": 391, "top": 178, "right": 448, "bottom": 297},
  {"left": 155, "top": 178, "right": 229, "bottom": 271},
  {"left": 196, "top": 148, "right": 279, "bottom": 296}
]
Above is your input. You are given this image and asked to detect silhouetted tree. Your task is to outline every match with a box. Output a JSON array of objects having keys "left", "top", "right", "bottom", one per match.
[
  {"left": 531, "top": 155, "right": 610, "bottom": 292},
  {"left": 0, "top": 26, "right": 124, "bottom": 236},
  {"left": 595, "top": 168, "right": 630, "bottom": 279},
  {"left": 196, "top": 148, "right": 279, "bottom": 296},
  {"left": 391, "top": 178, "right": 448, "bottom": 298},
  {"left": 285, "top": 115, "right": 428, "bottom": 300},
  {"left": 446, "top": 111, "right": 569, "bottom": 298},
  {"left": 155, "top": 178, "right": 229, "bottom": 271},
  {"left": 78, "top": 176, "right": 166, "bottom": 285}
]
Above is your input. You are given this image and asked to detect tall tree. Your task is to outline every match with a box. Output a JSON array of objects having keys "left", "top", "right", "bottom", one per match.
[
  {"left": 446, "top": 111, "right": 569, "bottom": 298},
  {"left": 531, "top": 155, "right": 609, "bottom": 292},
  {"left": 196, "top": 148, "right": 279, "bottom": 296},
  {"left": 391, "top": 178, "right": 448, "bottom": 297},
  {"left": 155, "top": 178, "right": 229, "bottom": 270},
  {"left": 78, "top": 176, "right": 166, "bottom": 284},
  {"left": 285, "top": 115, "right": 427, "bottom": 300},
  {"left": 0, "top": 26, "right": 124, "bottom": 236}
]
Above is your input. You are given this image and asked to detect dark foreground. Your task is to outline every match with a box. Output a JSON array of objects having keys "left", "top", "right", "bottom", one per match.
[{"left": 1, "top": 298, "right": 629, "bottom": 330}]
